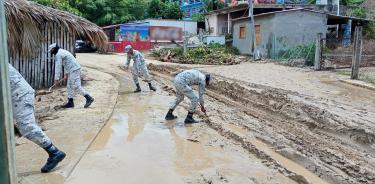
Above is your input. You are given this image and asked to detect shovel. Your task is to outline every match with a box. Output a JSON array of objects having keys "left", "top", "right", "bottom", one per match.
[
  {"left": 48, "top": 79, "right": 64, "bottom": 92},
  {"left": 118, "top": 65, "right": 151, "bottom": 82}
]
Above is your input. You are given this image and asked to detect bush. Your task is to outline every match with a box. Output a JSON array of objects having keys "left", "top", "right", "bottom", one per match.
[{"left": 278, "top": 44, "right": 316, "bottom": 66}]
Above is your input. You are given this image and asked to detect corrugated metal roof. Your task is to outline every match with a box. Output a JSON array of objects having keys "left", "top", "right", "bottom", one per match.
[{"left": 232, "top": 8, "right": 372, "bottom": 22}]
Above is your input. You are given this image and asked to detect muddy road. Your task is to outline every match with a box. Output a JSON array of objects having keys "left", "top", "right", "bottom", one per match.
[
  {"left": 148, "top": 64, "right": 375, "bottom": 184},
  {"left": 65, "top": 53, "right": 375, "bottom": 184},
  {"left": 65, "top": 66, "right": 297, "bottom": 184}
]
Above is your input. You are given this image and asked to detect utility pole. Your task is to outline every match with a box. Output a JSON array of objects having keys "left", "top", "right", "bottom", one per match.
[
  {"left": 0, "top": 0, "right": 17, "bottom": 183},
  {"left": 248, "top": 0, "right": 256, "bottom": 60}
]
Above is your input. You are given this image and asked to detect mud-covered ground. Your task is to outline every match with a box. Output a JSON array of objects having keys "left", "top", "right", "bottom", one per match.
[
  {"left": 22, "top": 53, "right": 373, "bottom": 184},
  {"left": 149, "top": 64, "right": 375, "bottom": 184}
]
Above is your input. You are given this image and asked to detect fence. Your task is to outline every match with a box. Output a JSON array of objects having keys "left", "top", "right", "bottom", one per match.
[
  {"left": 8, "top": 22, "right": 75, "bottom": 89},
  {"left": 359, "top": 38, "right": 375, "bottom": 83},
  {"left": 316, "top": 26, "right": 375, "bottom": 84},
  {"left": 320, "top": 32, "right": 354, "bottom": 69}
]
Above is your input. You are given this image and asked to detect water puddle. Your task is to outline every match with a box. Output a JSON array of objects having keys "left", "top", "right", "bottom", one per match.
[
  {"left": 66, "top": 89, "right": 297, "bottom": 184},
  {"left": 251, "top": 139, "right": 328, "bottom": 184}
]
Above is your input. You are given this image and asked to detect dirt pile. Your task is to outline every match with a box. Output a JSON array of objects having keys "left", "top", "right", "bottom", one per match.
[
  {"left": 152, "top": 45, "right": 248, "bottom": 65},
  {"left": 150, "top": 64, "right": 375, "bottom": 184}
]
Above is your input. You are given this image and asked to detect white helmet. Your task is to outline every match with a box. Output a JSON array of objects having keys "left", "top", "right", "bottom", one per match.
[
  {"left": 48, "top": 43, "right": 57, "bottom": 52},
  {"left": 124, "top": 45, "right": 132, "bottom": 53}
]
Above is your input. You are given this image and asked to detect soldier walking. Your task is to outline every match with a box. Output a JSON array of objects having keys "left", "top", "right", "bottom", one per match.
[{"left": 9, "top": 64, "right": 66, "bottom": 173}]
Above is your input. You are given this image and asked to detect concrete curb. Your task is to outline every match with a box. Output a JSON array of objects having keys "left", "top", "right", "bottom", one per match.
[{"left": 339, "top": 79, "right": 375, "bottom": 91}]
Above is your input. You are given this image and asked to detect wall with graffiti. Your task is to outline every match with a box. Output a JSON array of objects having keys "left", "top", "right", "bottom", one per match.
[
  {"left": 120, "top": 24, "right": 150, "bottom": 42},
  {"left": 150, "top": 26, "right": 183, "bottom": 41}
]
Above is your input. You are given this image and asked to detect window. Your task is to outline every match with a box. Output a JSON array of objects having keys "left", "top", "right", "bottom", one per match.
[
  {"left": 222, "top": 27, "right": 228, "bottom": 34},
  {"left": 239, "top": 26, "right": 246, "bottom": 39},
  {"left": 255, "top": 25, "right": 261, "bottom": 46}
]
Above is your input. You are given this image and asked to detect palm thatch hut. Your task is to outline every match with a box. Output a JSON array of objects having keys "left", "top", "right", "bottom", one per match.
[{"left": 4, "top": 0, "right": 107, "bottom": 89}]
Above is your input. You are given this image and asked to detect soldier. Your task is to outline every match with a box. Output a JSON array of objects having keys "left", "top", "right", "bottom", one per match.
[
  {"left": 48, "top": 43, "right": 94, "bottom": 108},
  {"left": 8, "top": 64, "right": 66, "bottom": 173},
  {"left": 122, "top": 45, "right": 156, "bottom": 93},
  {"left": 165, "top": 69, "right": 211, "bottom": 124}
]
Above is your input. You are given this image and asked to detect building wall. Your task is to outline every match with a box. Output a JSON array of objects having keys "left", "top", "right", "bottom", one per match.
[
  {"left": 146, "top": 19, "right": 197, "bottom": 35},
  {"left": 270, "top": 11, "right": 327, "bottom": 58},
  {"left": 233, "top": 11, "right": 327, "bottom": 57},
  {"left": 233, "top": 19, "right": 252, "bottom": 55},
  {"left": 205, "top": 14, "right": 219, "bottom": 35}
]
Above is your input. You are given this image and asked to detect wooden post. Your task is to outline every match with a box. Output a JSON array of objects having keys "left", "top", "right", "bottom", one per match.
[
  {"left": 248, "top": 0, "right": 256, "bottom": 59},
  {"left": 0, "top": 0, "right": 17, "bottom": 183},
  {"left": 314, "top": 33, "right": 322, "bottom": 70},
  {"left": 351, "top": 26, "right": 363, "bottom": 80}
]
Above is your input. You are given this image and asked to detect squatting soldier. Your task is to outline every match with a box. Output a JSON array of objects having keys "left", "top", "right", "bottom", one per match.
[
  {"left": 123, "top": 45, "right": 156, "bottom": 93},
  {"left": 48, "top": 43, "right": 94, "bottom": 108},
  {"left": 165, "top": 69, "right": 212, "bottom": 124},
  {"left": 9, "top": 64, "right": 66, "bottom": 173}
]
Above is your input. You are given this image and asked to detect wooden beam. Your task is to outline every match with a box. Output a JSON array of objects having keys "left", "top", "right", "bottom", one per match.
[{"left": 0, "top": 0, "right": 17, "bottom": 183}]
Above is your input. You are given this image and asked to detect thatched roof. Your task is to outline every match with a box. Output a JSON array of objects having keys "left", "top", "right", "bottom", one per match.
[{"left": 4, "top": 0, "right": 108, "bottom": 56}]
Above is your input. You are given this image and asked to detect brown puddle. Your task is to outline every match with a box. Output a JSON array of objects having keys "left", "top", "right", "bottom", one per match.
[{"left": 65, "top": 88, "right": 296, "bottom": 184}]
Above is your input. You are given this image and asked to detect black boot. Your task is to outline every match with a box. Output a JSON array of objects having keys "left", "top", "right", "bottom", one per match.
[
  {"left": 84, "top": 94, "right": 94, "bottom": 108},
  {"left": 134, "top": 83, "right": 141, "bottom": 93},
  {"left": 165, "top": 109, "right": 177, "bottom": 120},
  {"left": 184, "top": 112, "right": 198, "bottom": 124},
  {"left": 61, "top": 98, "right": 74, "bottom": 108},
  {"left": 41, "top": 143, "right": 66, "bottom": 173},
  {"left": 148, "top": 83, "right": 156, "bottom": 91}
]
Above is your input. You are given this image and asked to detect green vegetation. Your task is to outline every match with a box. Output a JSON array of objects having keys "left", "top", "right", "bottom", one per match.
[
  {"left": 278, "top": 44, "right": 316, "bottom": 66},
  {"left": 31, "top": 0, "right": 183, "bottom": 26},
  {"left": 339, "top": 0, "right": 375, "bottom": 38}
]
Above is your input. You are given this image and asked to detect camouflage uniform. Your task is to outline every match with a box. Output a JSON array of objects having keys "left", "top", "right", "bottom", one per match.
[
  {"left": 170, "top": 69, "right": 206, "bottom": 113},
  {"left": 54, "top": 49, "right": 88, "bottom": 98},
  {"left": 125, "top": 50, "right": 151, "bottom": 84},
  {"left": 9, "top": 64, "right": 52, "bottom": 148}
]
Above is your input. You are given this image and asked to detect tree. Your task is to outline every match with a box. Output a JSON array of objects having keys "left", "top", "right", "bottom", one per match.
[
  {"left": 147, "top": 0, "right": 183, "bottom": 19},
  {"left": 163, "top": 2, "right": 183, "bottom": 19},
  {"left": 147, "top": 0, "right": 166, "bottom": 18},
  {"left": 32, "top": 0, "right": 81, "bottom": 15}
]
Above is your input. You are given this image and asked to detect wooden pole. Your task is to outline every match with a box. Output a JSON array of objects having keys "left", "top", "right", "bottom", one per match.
[
  {"left": 351, "top": 26, "right": 363, "bottom": 80},
  {"left": 0, "top": 0, "right": 17, "bottom": 183},
  {"left": 248, "top": 0, "right": 256, "bottom": 60},
  {"left": 314, "top": 33, "right": 322, "bottom": 70}
]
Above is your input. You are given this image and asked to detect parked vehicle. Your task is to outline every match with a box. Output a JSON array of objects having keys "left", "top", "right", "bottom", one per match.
[{"left": 75, "top": 40, "right": 97, "bottom": 53}]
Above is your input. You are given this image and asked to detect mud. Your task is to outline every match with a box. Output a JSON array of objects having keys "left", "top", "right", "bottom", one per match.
[
  {"left": 66, "top": 68, "right": 295, "bottom": 184},
  {"left": 150, "top": 64, "right": 375, "bottom": 184}
]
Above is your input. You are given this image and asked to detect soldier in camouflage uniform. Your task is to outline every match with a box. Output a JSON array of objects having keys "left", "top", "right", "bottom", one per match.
[
  {"left": 165, "top": 69, "right": 212, "bottom": 124},
  {"left": 8, "top": 64, "right": 66, "bottom": 173},
  {"left": 48, "top": 43, "right": 94, "bottom": 108},
  {"left": 123, "top": 45, "right": 156, "bottom": 93}
]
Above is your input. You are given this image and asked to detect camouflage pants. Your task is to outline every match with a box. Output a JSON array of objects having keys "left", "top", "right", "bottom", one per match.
[
  {"left": 13, "top": 93, "right": 51, "bottom": 148},
  {"left": 131, "top": 61, "right": 151, "bottom": 84},
  {"left": 67, "top": 69, "right": 88, "bottom": 98},
  {"left": 170, "top": 80, "right": 198, "bottom": 113}
]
